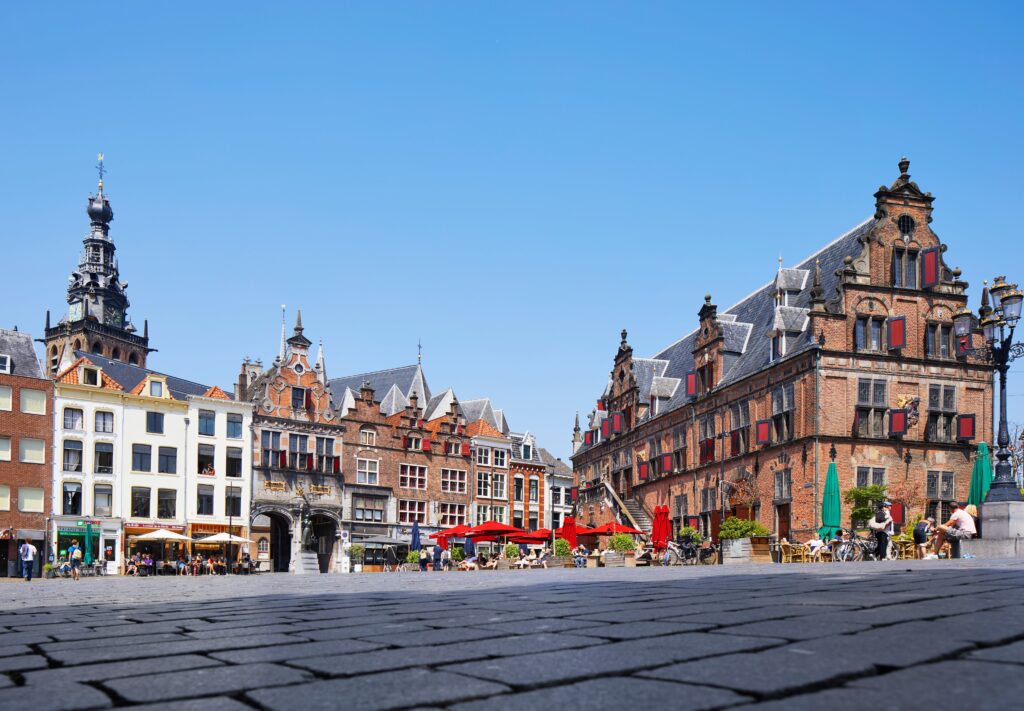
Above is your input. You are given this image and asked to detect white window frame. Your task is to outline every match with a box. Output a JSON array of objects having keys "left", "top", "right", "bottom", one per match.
[
  {"left": 356, "top": 458, "right": 379, "bottom": 485},
  {"left": 492, "top": 472, "right": 507, "bottom": 499},
  {"left": 19, "top": 437, "right": 45, "bottom": 464},
  {"left": 476, "top": 447, "right": 490, "bottom": 466},
  {"left": 440, "top": 468, "right": 467, "bottom": 494},
  {"left": 398, "top": 499, "right": 427, "bottom": 524},
  {"left": 399, "top": 463, "right": 427, "bottom": 490},
  {"left": 493, "top": 449, "right": 507, "bottom": 468},
  {"left": 359, "top": 428, "right": 377, "bottom": 446},
  {"left": 20, "top": 388, "right": 46, "bottom": 415},
  {"left": 0, "top": 354, "right": 10, "bottom": 374},
  {"left": 95, "top": 410, "right": 115, "bottom": 433},
  {"left": 437, "top": 502, "right": 466, "bottom": 527}
]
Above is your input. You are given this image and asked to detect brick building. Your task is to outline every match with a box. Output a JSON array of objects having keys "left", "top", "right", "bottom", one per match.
[
  {"left": 0, "top": 329, "right": 52, "bottom": 578},
  {"left": 571, "top": 159, "right": 993, "bottom": 542}
]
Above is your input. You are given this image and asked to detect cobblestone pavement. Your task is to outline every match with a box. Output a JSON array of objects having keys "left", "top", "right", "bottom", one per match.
[{"left": 3, "top": 559, "right": 1024, "bottom": 710}]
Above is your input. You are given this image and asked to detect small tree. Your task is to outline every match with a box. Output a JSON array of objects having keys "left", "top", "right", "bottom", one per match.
[
  {"left": 718, "top": 517, "right": 770, "bottom": 540},
  {"left": 608, "top": 533, "right": 635, "bottom": 552},
  {"left": 677, "top": 526, "right": 702, "bottom": 543},
  {"left": 504, "top": 543, "right": 521, "bottom": 559},
  {"left": 451, "top": 546, "right": 465, "bottom": 562},
  {"left": 843, "top": 484, "right": 888, "bottom": 529},
  {"left": 406, "top": 550, "right": 420, "bottom": 565},
  {"left": 554, "top": 538, "right": 571, "bottom": 557},
  {"left": 349, "top": 544, "right": 364, "bottom": 564}
]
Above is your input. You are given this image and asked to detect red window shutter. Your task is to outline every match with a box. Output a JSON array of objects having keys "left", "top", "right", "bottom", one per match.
[
  {"left": 278, "top": 451, "right": 287, "bottom": 468},
  {"left": 306, "top": 453, "right": 314, "bottom": 470},
  {"left": 890, "top": 502, "right": 905, "bottom": 526},
  {"left": 402, "top": 436, "right": 409, "bottom": 449},
  {"left": 305, "top": 390, "right": 314, "bottom": 410},
  {"left": 921, "top": 247, "right": 940, "bottom": 288},
  {"left": 422, "top": 438, "right": 431, "bottom": 452},
  {"left": 755, "top": 420, "right": 771, "bottom": 445},
  {"left": 585, "top": 431, "right": 593, "bottom": 445},
  {"left": 461, "top": 442, "right": 471, "bottom": 457},
  {"left": 639, "top": 461, "right": 649, "bottom": 480},
  {"left": 957, "top": 414, "right": 976, "bottom": 441},
  {"left": 686, "top": 372, "right": 697, "bottom": 398},
  {"left": 596, "top": 399, "right": 605, "bottom": 411},
  {"left": 612, "top": 412, "right": 623, "bottom": 434},
  {"left": 601, "top": 419, "right": 611, "bottom": 438},
  {"left": 457, "top": 424, "right": 463, "bottom": 435},
  {"left": 887, "top": 316, "right": 907, "bottom": 350},
  {"left": 889, "top": 409, "right": 908, "bottom": 437},
  {"left": 417, "top": 418, "right": 424, "bottom": 429},
  {"left": 571, "top": 487, "right": 578, "bottom": 503},
  {"left": 956, "top": 335, "right": 970, "bottom": 357},
  {"left": 661, "top": 453, "right": 673, "bottom": 473},
  {"left": 333, "top": 457, "right": 341, "bottom": 474}
]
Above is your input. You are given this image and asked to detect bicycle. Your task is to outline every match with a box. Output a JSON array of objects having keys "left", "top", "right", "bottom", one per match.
[{"left": 834, "top": 533, "right": 886, "bottom": 562}]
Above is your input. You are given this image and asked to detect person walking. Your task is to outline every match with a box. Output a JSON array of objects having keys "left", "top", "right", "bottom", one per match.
[
  {"left": 440, "top": 547, "right": 451, "bottom": 571},
  {"left": 67, "top": 539, "right": 83, "bottom": 580},
  {"left": 432, "top": 544, "right": 442, "bottom": 572},
  {"left": 868, "top": 502, "right": 894, "bottom": 560},
  {"left": 19, "top": 538, "right": 37, "bottom": 581},
  {"left": 418, "top": 546, "right": 428, "bottom": 572}
]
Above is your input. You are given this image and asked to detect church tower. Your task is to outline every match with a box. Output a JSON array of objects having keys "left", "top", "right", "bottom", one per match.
[{"left": 43, "top": 156, "right": 152, "bottom": 376}]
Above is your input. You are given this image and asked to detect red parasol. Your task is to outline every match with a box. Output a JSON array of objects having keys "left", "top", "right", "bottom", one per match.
[
  {"left": 430, "top": 524, "right": 471, "bottom": 539},
  {"left": 466, "top": 521, "right": 524, "bottom": 538},
  {"left": 587, "top": 521, "right": 645, "bottom": 536},
  {"left": 556, "top": 516, "right": 578, "bottom": 547},
  {"left": 651, "top": 506, "right": 670, "bottom": 551},
  {"left": 509, "top": 529, "right": 552, "bottom": 544}
]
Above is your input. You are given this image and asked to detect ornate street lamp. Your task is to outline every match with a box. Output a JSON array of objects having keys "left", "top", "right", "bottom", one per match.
[{"left": 958, "top": 277, "right": 1024, "bottom": 502}]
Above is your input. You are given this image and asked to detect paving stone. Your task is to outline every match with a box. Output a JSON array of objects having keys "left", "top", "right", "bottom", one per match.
[
  {"left": 0, "top": 645, "right": 33, "bottom": 658},
  {"left": 301, "top": 622, "right": 433, "bottom": 642},
  {"left": 573, "top": 620, "right": 712, "bottom": 640},
  {"left": 23, "top": 654, "right": 223, "bottom": 686},
  {"left": 847, "top": 659, "right": 1024, "bottom": 706},
  {"left": 357, "top": 627, "right": 505, "bottom": 648},
  {"left": 0, "top": 683, "right": 112, "bottom": 710},
  {"left": 118, "top": 698, "right": 252, "bottom": 711},
  {"left": 0, "top": 677, "right": 11, "bottom": 689},
  {"left": 247, "top": 668, "right": 509, "bottom": 711},
  {"left": 441, "top": 633, "right": 785, "bottom": 687},
  {"left": 102, "top": 662, "right": 310, "bottom": 703},
  {"left": 472, "top": 617, "right": 587, "bottom": 634},
  {"left": 46, "top": 633, "right": 305, "bottom": 666},
  {"left": 638, "top": 644, "right": 876, "bottom": 695},
  {"left": 0, "top": 654, "right": 49, "bottom": 672},
  {"left": 711, "top": 617, "right": 872, "bottom": 640},
  {"left": 969, "top": 639, "right": 1024, "bottom": 664},
  {"left": 784, "top": 622, "right": 977, "bottom": 668},
  {"left": 41, "top": 632, "right": 186, "bottom": 652},
  {"left": 449, "top": 677, "right": 749, "bottom": 711},
  {"left": 669, "top": 604, "right": 854, "bottom": 626},
  {"left": 209, "top": 638, "right": 384, "bottom": 664},
  {"left": 49, "top": 621, "right": 186, "bottom": 641}
]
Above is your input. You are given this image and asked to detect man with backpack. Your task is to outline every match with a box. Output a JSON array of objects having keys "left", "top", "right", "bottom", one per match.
[
  {"left": 67, "top": 539, "right": 83, "bottom": 581},
  {"left": 19, "top": 538, "right": 37, "bottom": 581},
  {"left": 868, "top": 501, "right": 894, "bottom": 560}
]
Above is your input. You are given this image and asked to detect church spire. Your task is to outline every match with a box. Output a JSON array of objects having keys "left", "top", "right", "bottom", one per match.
[
  {"left": 315, "top": 338, "right": 327, "bottom": 383},
  {"left": 277, "top": 305, "right": 286, "bottom": 363},
  {"left": 286, "top": 307, "right": 312, "bottom": 350}
]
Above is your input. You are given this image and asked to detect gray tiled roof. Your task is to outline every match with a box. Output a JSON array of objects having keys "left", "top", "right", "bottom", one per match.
[
  {"left": 76, "top": 351, "right": 216, "bottom": 401},
  {"left": 0, "top": 329, "right": 44, "bottom": 379},
  {"left": 538, "top": 447, "right": 573, "bottom": 480},
  {"left": 776, "top": 267, "right": 809, "bottom": 291},
  {"left": 509, "top": 432, "right": 543, "bottom": 464},
  {"left": 773, "top": 305, "right": 810, "bottom": 332},
  {"left": 330, "top": 364, "right": 431, "bottom": 416},
  {"left": 460, "top": 398, "right": 499, "bottom": 430}
]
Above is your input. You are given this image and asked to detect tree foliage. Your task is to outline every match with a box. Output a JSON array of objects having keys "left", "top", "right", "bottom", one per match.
[
  {"left": 718, "top": 516, "right": 770, "bottom": 540},
  {"left": 843, "top": 484, "right": 888, "bottom": 528}
]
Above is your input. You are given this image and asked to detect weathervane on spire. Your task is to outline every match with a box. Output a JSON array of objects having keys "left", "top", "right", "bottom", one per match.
[
  {"left": 417, "top": 338, "right": 422, "bottom": 365},
  {"left": 96, "top": 152, "right": 106, "bottom": 191}
]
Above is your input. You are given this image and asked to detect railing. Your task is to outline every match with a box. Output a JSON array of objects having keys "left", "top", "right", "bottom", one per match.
[{"left": 576, "top": 480, "right": 648, "bottom": 537}]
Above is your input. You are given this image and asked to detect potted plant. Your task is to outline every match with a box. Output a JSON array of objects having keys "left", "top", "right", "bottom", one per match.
[
  {"left": 552, "top": 537, "right": 572, "bottom": 568},
  {"left": 406, "top": 550, "right": 420, "bottom": 570},
  {"left": 603, "top": 532, "right": 635, "bottom": 567},
  {"left": 43, "top": 563, "right": 54, "bottom": 579},
  {"left": 504, "top": 542, "right": 521, "bottom": 561},
  {"left": 451, "top": 546, "right": 465, "bottom": 564},
  {"left": 349, "top": 544, "right": 364, "bottom": 573},
  {"left": 718, "top": 517, "right": 770, "bottom": 564}
]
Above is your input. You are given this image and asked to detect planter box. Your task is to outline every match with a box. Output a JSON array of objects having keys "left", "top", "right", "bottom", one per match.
[
  {"left": 749, "top": 536, "right": 774, "bottom": 564},
  {"left": 721, "top": 538, "right": 752, "bottom": 564},
  {"left": 362, "top": 564, "right": 384, "bottom": 573},
  {"left": 549, "top": 556, "right": 573, "bottom": 569},
  {"left": 604, "top": 552, "right": 626, "bottom": 568}
]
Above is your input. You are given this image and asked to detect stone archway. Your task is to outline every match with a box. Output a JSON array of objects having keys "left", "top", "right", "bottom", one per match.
[
  {"left": 252, "top": 507, "right": 293, "bottom": 573},
  {"left": 306, "top": 508, "right": 341, "bottom": 574}
]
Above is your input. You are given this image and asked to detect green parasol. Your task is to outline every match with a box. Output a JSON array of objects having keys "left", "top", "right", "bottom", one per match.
[
  {"left": 818, "top": 461, "right": 842, "bottom": 540},
  {"left": 967, "top": 441, "right": 993, "bottom": 507}
]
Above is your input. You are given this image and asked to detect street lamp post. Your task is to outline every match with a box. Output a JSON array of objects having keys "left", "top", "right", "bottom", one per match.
[{"left": 954, "top": 276, "right": 1024, "bottom": 503}]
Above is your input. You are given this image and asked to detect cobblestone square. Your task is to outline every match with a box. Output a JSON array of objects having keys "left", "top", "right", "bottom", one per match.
[{"left": 3, "top": 560, "right": 1024, "bottom": 709}]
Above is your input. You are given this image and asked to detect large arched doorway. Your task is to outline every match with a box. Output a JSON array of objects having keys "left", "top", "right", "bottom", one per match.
[
  {"left": 309, "top": 514, "right": 337, "bottom": 573},
  {"left": 254, "top": 511, "right": 293, "bottom": 573}
]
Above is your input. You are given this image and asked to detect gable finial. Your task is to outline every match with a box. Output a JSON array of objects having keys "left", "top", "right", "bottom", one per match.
[
  {"left": 777, "top": 253, "right": 783, "bottom": 272},
  {"left": 278, "top": 304, "right": 286, "bottom": 362},
  {"left": 417, "top": 337, "right": 422, "bottom": 365},
  {"left": 96, "top": 152, "right": 106, "bottom": 192},
  {"left": 898, "top": 156, "right": 910, "bottom": 179}
]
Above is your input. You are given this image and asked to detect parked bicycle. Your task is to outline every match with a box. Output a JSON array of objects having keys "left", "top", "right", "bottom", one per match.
[
  {"left": 657, "top": 539, "right": 718, "bottom": 565},
  {"left": 834, "top": 532, "right": 894, "bottom": 561}
]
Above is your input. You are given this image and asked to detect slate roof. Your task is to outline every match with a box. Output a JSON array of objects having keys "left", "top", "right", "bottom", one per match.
[
  {"left": 538, "top": 447, "right": 573, "bottom": 480},
  {"left": 329, "top": 364, "right": 431, "bottom": 417},
  {"left": 578, "top": 217, "right": 875, "bottom": 453},
  {"left": 0, "top": 329, "right": 44, "bottom": 379},
  {"left": 75, "top": 351, "right": 215, "bottom": 401},
  {"left": 509, "top": 432, "right": 543, "bottom": 464},
  {"left": 460, "top": 398, "right": 500, "bottom": 431}
]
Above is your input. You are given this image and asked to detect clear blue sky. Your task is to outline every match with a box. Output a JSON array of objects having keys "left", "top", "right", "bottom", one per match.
[{"left": 2, "top": 3, "right": 1022, "bottom": 459}]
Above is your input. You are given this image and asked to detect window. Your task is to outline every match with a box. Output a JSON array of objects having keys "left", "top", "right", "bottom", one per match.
[
  {"left": 315, "top": 437, "right": 336, "bottom": 473},
  {"left": 551, "top": 486, "right": 562, "bottom": 506},
  {"left": 892, "top": 247, "right": 919, "bottom": 289},
  {"left": 63, "top": 482, "right": 82, "bottom": 515},
  {"left": 927, "top": 470, "right": 956, "bottom": 501},
  {"left": 157, "top": 489, "right": 176, "bottom": 519},
  {"left": 63, "top": 440, "right": 83, "bottom": 472},
  {"left": 926, "top": 384, "right": 958, "bottom": 443},
  {"left": 699, "top": 415, "right": 716, "bottom": 465},
  {"left": 438, "top": 503, "right": 466, "bottom": 527},
  {"left": 64, "top": 407, "right": 84, "bottom": 430},
  {"left": 225, "top": 487, "right": 242, "bottom": 517},
  {"left": 0, "top": 385, "right": 10, "bottom": 410},
  {"left": 131, "top": 487, "right": 151, "bottom": 518},
  {"left": 855, "top": 316, "right": 885, "bottom": 352},
  {"left": 477, "top": 448, "right": 491, "bottom": 466},
  {"left": 18, "top": 487, "right": 44, "bottom": 513},
  {"left": 288, "top": 435, "right": 308, "bottom": 469},
  {"left": 19, "top": 438, "right": 45, "bottom": 464},
  {"left": 258, "top": 539, "right": 269, "bottom": 556},
  {"left": 198, "top": 410, "right": 216, "bottom": 436},
  {"left": 0, "top": 354, "right": 8, "bottom": 374},
  {"left": 856, "top": 379, "right": 888, "bottom": 438},
  {"left": 226, "top": 413, "right": 243, "bottom": 439},
  {"left": 359, "top": 428, "right": 377, "bottom": 446},
  {"left": 925, "top": 324, "right": 953, "bottom": 359},
  {"left": 494, "top": 449, "right": 507, "bottom": 467},
  {"left": 490, "top": 505, "right": 507, "bottom": 524},
  {"left": 729, "top": 401, "right": 750, "bottom": 456},
  {"left": 132, "top": 444, "right": 152, "bottom": 472},
  {"left": 513, "top": 476, "right": 524, "bottom": 502},
  {"left": 197, "top": 485, "right": 214, "bottom": 516},
  {"left": 82, "top": 367, "right": 99, "bottom": 386},
  {"left": 356, "top": 458, "right": 379, "bottom": 485},
  {"left": 898, "top": 214, "right": 916, "bottom": 238},
  {"left": 441, "top": 469, "right": 467, "bottom": 494},
  {"left": 446, "top": 441, "right": 461, "bottom": 455},
  {"left": 95, "top": 411, "right": 114, "bottom": 433},
  {"left": 771, "top": 333, "right": 784, "bottom": 361},
  {"left": 856, "top": 466, "right": 886, "bottom": 488},
  {"left": 516, "top": 446, "right": 528, "bottom": 463},
  {"left": 146, "top": 412, "right": 164, "bottom": 434},
  {"left": 158, "top": 446, "right": 177, "bottom": 474},
  {"left": 0, "top": 436, "right": 9, "bottom": 462},
  {"left": 398, "top": 499, "right": 426, "bottom": 524},
  {"left": 95, "top": 443, "right": 113, "bottom": 474},
  {"left": 291, "top": 387, "right": 305, "bottom": 411},
  {"left": 492, "top": 472, "right": 507, "bottom": 498},
  {"left": 528, "top": 514, "right": 539, "bottom": 530},
  {"left": 529, "top": 477, "right": 539, "bottom": 503},
  {"left": 512, "top": 510, "right": 524, "bottom": 529},
  {"left": 698, "top": 362, "right": 715, "bottom": 395},
  {"left": 198, "top": 444, "right": 215, "bottom": 474},
  {"left": 672, "top": 425, "right": 688, "bottom": 471},
  {"left": 353, "top": 496, "right": 386, "bottom": 522},
  {"left": 226, "top": 447, "right": 243, "bottom": 478},
  {"left": 406, "top": 435, "right": 422, "bottom": 451},
  {"left": 261, "top": 431, "right": 281, "bottom": 467},
  {"left": 400, "top": 464, "right": 427, "bottom": 490},
  {"left": 94, "top": 484, "right": 113, "bottom": 517},
  {"left": 149, "top": 381, "right": 163, "bottom": 397},
  {"left": 477, "top": 471, "right": 491, "bottom": 497},
  {"left": 701, "top": 486, "right": 717, "bottom": 513},
  {"left": 20, "top": 388, "right": 46, "bottom": 415}
]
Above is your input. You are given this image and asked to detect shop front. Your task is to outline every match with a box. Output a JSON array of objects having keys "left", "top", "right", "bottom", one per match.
[
  {"left": 124, "top": 522, "right": 187, "bottom": 570},
  {"left": 1, "top": 528, "right": 47, "bottom": 578},
  {"left": 188, "top": 523, "right": 250, "bottom": 565},
  {"left": 53, "top": 517, "right": 121, "bottom": 574}
]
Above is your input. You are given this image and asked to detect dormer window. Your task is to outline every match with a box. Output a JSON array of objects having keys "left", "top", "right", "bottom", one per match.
[
  {"left": 782, "top": 290, "right": 800, "bottom": 306},
  {"left": 770, "top": 332, "right": 784, "bottom": 361},
  {"left": 0, "top": 354, "right": 9, "bottom": 374},
  {"left": 520, "top": 444, "right": 531, "bottom": 461},
  {"left": 150, "top": 381, "right": 163, "bottom": 397},
  {"left": 697, "top": 363, "right": 715, "bottom": 395},
  {"left": 82, "top": 367, "right": 100, "bottom": 387}
]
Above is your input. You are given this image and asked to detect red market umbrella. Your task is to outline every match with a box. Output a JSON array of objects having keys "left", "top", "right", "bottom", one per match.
[
  {"left": 437, "top": 536, "right": 449, "bottom": 551},
  {"left": 509, "top": 530, "right": 553, "bottom": 544},
  {"left": 651, "top": 506, "right": 669, "bottom": 551},
  {"left": 587, "top": 522, "right": 645, "bottom": 536},
  {"left": 430, "top": 524, "right": 471, "bottom": 539},
  {"left": 556, "top": 517, "right": 578, "bottom": 547},
  {"left": 466, "top": 521, "right": 524, "bottom": 538}
]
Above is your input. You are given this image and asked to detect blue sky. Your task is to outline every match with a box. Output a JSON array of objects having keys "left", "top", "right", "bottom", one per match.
[{"left": 2, "top": 3, "right": 1022, "bottom": 459}]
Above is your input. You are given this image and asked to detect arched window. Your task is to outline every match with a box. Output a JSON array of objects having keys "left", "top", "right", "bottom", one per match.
[
  {"left": 49, "top": 346, "right": 59, "bottom": 372},
  {"left": 359, "top": 428, "right": 377, "bottom": 446},
  {"left": 128, "top": 353, "right": 140, "bottom": 366},
  {"left": 91, "top": 342, "right": 104, "bottom": 355},
  {"left": 898, "top": 214, "right": 916, "bottom": 238},
  {"left": 73, "top": 339, "right": 83, "bottom": 352},
  {"left": 258, "top": 539, "right": 269, "bottom": 554},
  {"left": 111, "top": 348, "right": 121, "bottom": 361}
]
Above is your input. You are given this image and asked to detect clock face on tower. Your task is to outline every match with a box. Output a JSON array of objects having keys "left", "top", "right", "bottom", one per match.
[
  {"left": 68, "top": 301, "right": 83, "bottom": 322},
  {"left": 103, "top": 304, "right": 123, "bottom": 328}
]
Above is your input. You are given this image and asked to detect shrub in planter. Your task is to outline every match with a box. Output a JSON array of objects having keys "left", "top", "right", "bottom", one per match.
[
  {"left": 504, "top": 543, "right": 521, "bottom": 560},
  {"left": 677, "top": 526, "right": 702, "bottom": 544},
  {"left": 452, "top": 546, "right": 465, "bottom": 562},
  {"left": 718, "top": 517, "right": 770, "bottom": 540},
  {"left": 349, "top": 544, "right": 365, "bottom": 565},
  {"left": 554, "top": 538, "right": 571, "bottom": 557},
  {"left": 608, "top": 533, "right": 635, "bottom": 553},
  {"left": 406, "top": 550, "right": 420, "bottom": 565}
]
